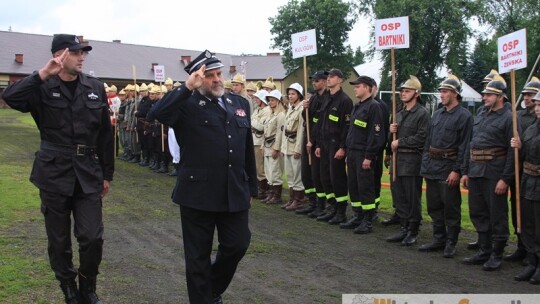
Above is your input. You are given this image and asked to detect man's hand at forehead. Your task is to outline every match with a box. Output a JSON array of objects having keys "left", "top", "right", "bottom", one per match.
[{"left": 186, "top": 64, "right": 206, "bottom": 91}]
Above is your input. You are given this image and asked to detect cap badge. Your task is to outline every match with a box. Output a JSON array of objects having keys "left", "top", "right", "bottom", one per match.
[
  {"left": 375, "top": 124, "right": 381, "bottom": 132},
  {"left": 205, "top": 50, "right": 212, "bottom": 58},
  {"left": 199, "top": 100, "right": 206, "bottom": 107},
  {"left": 74, "top": 36, "right": 80, "bottom": 43}
]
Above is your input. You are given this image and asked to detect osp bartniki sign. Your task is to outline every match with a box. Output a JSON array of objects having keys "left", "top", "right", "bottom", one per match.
[
  {"left": 375, "top": 16, "right": 410, "bottom": 50},
  {"left": 498, "top": 29, "right": 527, "bottom": 74},
  {"left": 154, "top": 65, "right": 165, "bottom": 83},
  {"left": 291, "top": 29, "right": 317, "bottom": 59}
]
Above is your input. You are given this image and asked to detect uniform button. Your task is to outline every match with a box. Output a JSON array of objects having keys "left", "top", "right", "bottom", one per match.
[
  {"left": 227, "top": 121, "right": 230, "bottom": 124},
  {"left": 228, "top": 135, "right": 231, "bottom": 139},
  {"left": 229, "top": 164, "right": 232, "bottom": 167},
  {"left": 190, "top": 176, "right": 194, "bottom": 179},
  {"left": 229, "top": 149, "right": 233, "bottom": 153},
  {"left": 205, "top": 120, "right": 208, "bottom": 123}
]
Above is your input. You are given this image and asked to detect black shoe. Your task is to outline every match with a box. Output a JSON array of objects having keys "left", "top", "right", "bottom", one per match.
[
  {"left": 467, "top": 240, "right": 480, "bottom": 250},
  {"left": 353, "top": 218, "right": 373, "bottom": 234},
  {"left": 295, "top": 203, "right": 316, "bottom": 215},
  {"left": 387, "top": 227, "right": 408, "bottom": 243},
  {"left": 463, "top": 250, "right": 491, "bottom": 265},
  {"left": 443, "top": 240, "right": 457, "bottom": 258},
  {"left": 418, "top": 240, "right": 446, "bottom": 252},
  {"left": 515, "top": 263, "right": 536, "bottom": 281},
  {"left": 328, "top": 213, "right": 347, "bottom": 225},
  {"left": 381, "top": 212, "right": 399, "bottom": 226},
  {"left": 402, "top": 232, "right": 418, "bottom": 246},
  {"left": 483, "top": 254, "right": 503, "bottom": 271},
  {"left": 213, "top": 295, "right": 223, "bottom": 304},
  {"left": 60, "top": 280, "right": 81, "bottom": 304},
  {"left": 504, "top": 247, "right": 527, "bottom": 262},
  {"left": 340, "top": 214, "right": 362, "bottom": 229},
  {"left": 316, "top": 206, "right": 336, "bottom": 222},
  {"left": 79, "top": 276, "right": 102, "bottom": 304}
]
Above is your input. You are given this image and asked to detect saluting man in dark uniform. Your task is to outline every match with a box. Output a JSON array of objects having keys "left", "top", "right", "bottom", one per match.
[
  {"left": 148, "top": 50, "right": 257, "bottom": 304},
  {"left": 419, "top": 75, "right": 473, "bottom": 258},
  {"left": 2, "top": 34, "right": 114, "bottom": 304}
]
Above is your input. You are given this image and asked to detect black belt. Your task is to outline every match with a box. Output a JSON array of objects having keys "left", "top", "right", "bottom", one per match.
[{"left": 40, "top": 141, "right": 96, "bottom": 156}]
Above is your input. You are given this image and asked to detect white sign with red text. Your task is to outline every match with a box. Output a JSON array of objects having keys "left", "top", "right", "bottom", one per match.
[
  {"left": 154, "top": 65, "right": 165, "bottom": 82},
  {"left": 375, "top": 16, "right": 410, "bottom": 50},
  {"left": 291, "top": 29, "right": 317, "bottom": 59},
  {"left": 498, "top": 29, "right": 527, "bottom": 74}
]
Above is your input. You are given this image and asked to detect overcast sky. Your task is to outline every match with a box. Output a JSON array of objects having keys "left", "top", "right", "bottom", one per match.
[{"left": 1, "top": 0, "right": 371, "bottom": 55}]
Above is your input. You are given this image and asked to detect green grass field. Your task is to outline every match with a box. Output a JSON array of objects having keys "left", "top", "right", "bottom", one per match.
[{"left": 0, "top": 108, "right": 515, "bottom": 302}]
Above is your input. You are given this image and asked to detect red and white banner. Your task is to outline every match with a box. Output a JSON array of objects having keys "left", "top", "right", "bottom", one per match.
[
  {"left": 375, "top": 16, "right": 410, "bottom": 50},
  {"left": 498, "top": 29, "right": 527, "bottom": 74},
  {"left": 291, "top": 29, "right": 317, "bottom": 59}
]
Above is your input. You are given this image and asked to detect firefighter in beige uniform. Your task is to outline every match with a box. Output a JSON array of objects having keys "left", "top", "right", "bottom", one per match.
[
  {"left": 262, "top": 89, "right": 286, "bottom": 204},
  {"left": 281, "top": 83, "right": 306, "bottom": 211},
  {"left": 251, "top": 90, "right": 272, "bottom": 199}
]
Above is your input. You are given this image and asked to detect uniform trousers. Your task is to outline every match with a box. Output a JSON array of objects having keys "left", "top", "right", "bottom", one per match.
[
  {"left": 39, "top": 181, "right": 103, "bottom": 281},
  {"left": 254, "top": 145, "right": 265, "bottom": 181},
  {"left": 168, "top": 127, "right": 181, "bottom": 164},
  {"left": 347, "top": 150, "right": 376, "bottom": 210},
  {"left": 521, "top": 197, "right": 540, "bottom": 255},
  {"left": 391, "top": 175, "right": 423, "bottom": 223},
  {"left": 425, "top": 179, "right": 461, "bottom": 229},
  {"left": 373, "top": 149, "right": 385, "bottom": 203},
  {"left": 319, "top": 140, "right": 348, "bottom": 203},
  {"left": 264, "top": 153, "right": 283, "bottom": 186},
  {"left": 283, "top": 154, "right": 304, "bottom": 191},
  {"left": 180, "top": 206, "right": 251, "bottom": 304},
  {"left": 301, "top": 138, "right": 323, "bottom": 196},
  {"left": 468, "top": 177, "right": 509, "bottom": 242},
  {"left": 130, "top": 130, "right": 141, "bottom": 155}
]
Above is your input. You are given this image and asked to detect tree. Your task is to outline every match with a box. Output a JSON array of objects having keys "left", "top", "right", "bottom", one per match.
[
  {"left": 356, "top": 0, "right": 477, "bottom": 92},
  {"left": 269, "top": 0, "right": 357, "bottom": 77},
  {"left": 476, "top": 0, "right": 540, "bottom": 91},
  {"left": 352, "top": 46, "right": 365, "bottom": 66},
  {"left": 463, "top": 38, "right": 498, "bottom": 94}
]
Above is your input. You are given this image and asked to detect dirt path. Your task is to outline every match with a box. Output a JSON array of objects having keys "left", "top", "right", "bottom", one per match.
[{"left": 3, "top": 111, "right": 539, "bottom": 304}]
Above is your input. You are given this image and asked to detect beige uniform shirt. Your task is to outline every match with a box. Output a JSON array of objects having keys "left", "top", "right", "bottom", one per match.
[
  {"left": 251, "top": 106, "right": 272, "bottom": 146},
  {"left": 263, "top": 110, "right": 285, "bottom": 156},
  {"left": 280, "top": 102, "right": 304, "bottom": 155}
]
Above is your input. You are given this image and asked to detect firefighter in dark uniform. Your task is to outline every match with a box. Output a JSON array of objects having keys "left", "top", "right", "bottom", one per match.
[
  {"left": 2, "top": 34, "right": 114, "bottom": 304},
  {"left": 386, "top": 75, "right": 431, "bottom": 246},
  {"left": 419, "top": 75, "right": 473, "bottom": 258},
  {"left": 315, "top": 68, "right": 353, "bottom": 224},
  {"left": 135, "top": 83, "right": 152, "bottom": 166},
  {"left": 512, "top": 91, "right": 540, "bottom": 283},
  {"left": 295, "top": 70, "right": 329, "bottom": 216},
  {"left": 505, "top": 76, "right": 540, "bottom": 262},
  {"left": 342, "top": 76, "right": 385, "bottom": 234},
  {"left": 467, "top": 68, "right": 500, "bottom": 250},
  {"left": 148, "top": 50, "right": 257, "bottom": 304},
  {"left": 462, "top": 75, "right": 516, "bottom": 271}
]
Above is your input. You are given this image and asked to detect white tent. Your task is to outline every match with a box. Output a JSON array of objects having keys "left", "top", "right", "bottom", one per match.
[{"left": 354, "top": 61, "right": 482, "bottom": 103}]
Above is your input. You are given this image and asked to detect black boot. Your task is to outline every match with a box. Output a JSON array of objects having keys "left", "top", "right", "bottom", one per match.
[
  {"left": 316, "top": 199, "right": 336, "bottom": 222},
  {"left": 340, "top": 207, "right": 363, "bottom": 229},
  {"left": 467, "top": 236, "right": 480, "bottom": 250},
  {"left": 308, "top": 197, "right": 326, "bottom": 218},
  {"left": 504, "top": 235, "right": 527, "bottom": 262},
  {"left": 515, "top": 253, "right": 537, "bottom": 281},
  {"left": 402, "top": 221, "right": 420, "bottom": 246},
  {"left": 156, "top": 162, "right": 169, "bottom": 173},
  {"left": 354, "top": 209, "right": 375, "bottom": 234},
  {"left": 463, "top": 232, "right": 492, "bottom": 265},
  {"left": 169, "top": 163, "right": 179, "bottom": 176},
  {"left": 79, "top": 276, "right": 102, "bottom": 304},
  {"left": 483, "top": 240, "right": 507, "bottom": 271},
  {"left": 419, "top": 225, "right": 446, "bottom": 252},
  {"left": 387, "top": 219, "right": 408, "bottom": 243},
  {"left": 60, "top": 280, "right": 81, "bottom": 304},
  {"left": 128, "top": 154, "right": 141, "bottom": 163},
  {"left": 296, "top": 193, "right": 317, "bottom": 214},
  {"left": 328, "top": 203, "right": 347, "bottom": 225},
  {"left": 529, "top": 253, "right": 540, "bottom": 284},
  {"left": 381, "top": 211, "right": 400, "bottom": 226},
  {"left": 443, "top": 226, "right": 460, "bottom": 258}
]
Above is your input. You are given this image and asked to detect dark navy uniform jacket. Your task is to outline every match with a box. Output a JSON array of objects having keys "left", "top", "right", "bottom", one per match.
[
  {"left": 520, "top": 122, "right": 540, "bottom": 201},
  {"left": 346, "top": 98, "right": 386, "bottom": 160},
  {"left": 148, "top": 85, "right": 257, "bottom": 212},
  {"left": 2, "top": 71, "right": 114, "bottom": 196},
  {"left": 317, "top": 88, "right": 353, "bottom": 149},
  {"left": 421, "top": 105, "right": 473, "bottom": 180}
]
